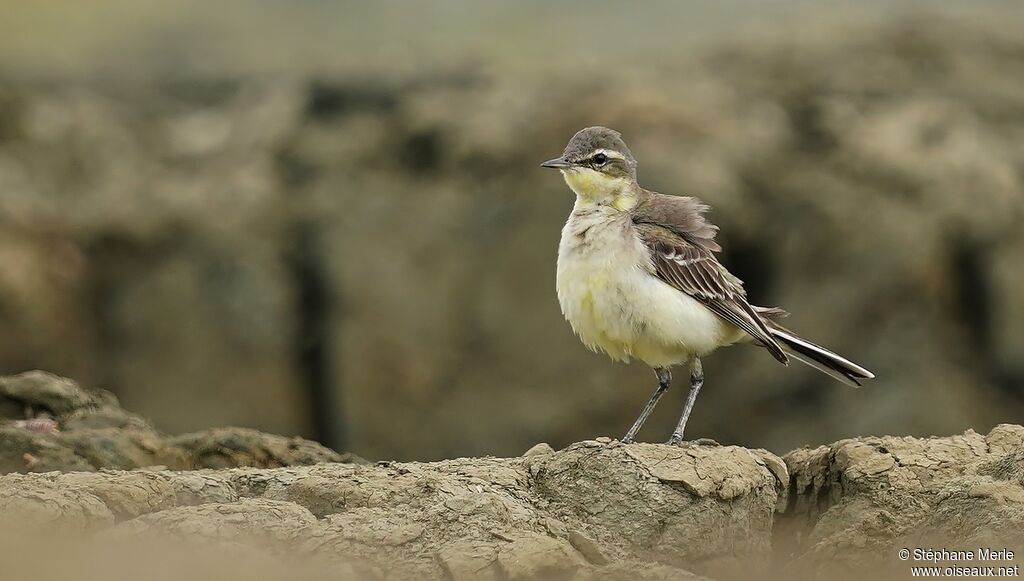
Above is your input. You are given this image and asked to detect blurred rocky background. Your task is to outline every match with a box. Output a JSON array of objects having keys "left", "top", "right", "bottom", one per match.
[
  {"left": 0, "top": 371, "right": 357, "bottom": 473},
  {"left": 1, "top": 1, "right": 1023, "bottom": 461}
]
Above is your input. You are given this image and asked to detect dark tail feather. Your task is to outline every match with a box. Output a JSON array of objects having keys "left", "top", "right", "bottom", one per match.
[{"left": 767, "top": 325, "right": 874, "bottom": 387}]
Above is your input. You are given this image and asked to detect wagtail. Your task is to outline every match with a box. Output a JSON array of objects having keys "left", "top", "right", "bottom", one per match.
[{"left": 542, "top": 126, "right": 873, "bottom": 445}]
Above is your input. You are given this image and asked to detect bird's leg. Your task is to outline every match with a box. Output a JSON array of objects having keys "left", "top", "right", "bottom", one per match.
[
  {"left": 667, "top": 358, "right": 703, "bottom": 445},
  {"left": 622, "top": 367, "right": 671, "bottom": 444}
]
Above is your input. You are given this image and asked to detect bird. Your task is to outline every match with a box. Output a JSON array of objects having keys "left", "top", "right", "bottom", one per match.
[{"left": 541, "top": 126, "right": 874, "bottom": 445}]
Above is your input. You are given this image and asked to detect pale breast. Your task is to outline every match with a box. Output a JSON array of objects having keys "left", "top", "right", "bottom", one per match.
[{"left": 556, "top": 206, "right": 734, "bottom": 368}]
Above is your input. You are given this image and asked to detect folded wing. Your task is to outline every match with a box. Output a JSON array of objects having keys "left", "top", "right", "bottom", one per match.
[{"left": 634, "top": 220, "right": 789, "bottom": 364}]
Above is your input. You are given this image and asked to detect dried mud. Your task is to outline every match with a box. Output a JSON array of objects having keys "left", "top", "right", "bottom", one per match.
[{"left": 2, "top": 372, "right": 1023, "bottom": 580}]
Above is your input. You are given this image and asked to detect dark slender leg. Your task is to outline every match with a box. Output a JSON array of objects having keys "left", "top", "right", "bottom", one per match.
[
  {"left": 622, "top": 367, "right": 672, "bottom": 444},
  {"left": 667, "top": 358, "right": 703, "bottom": 445}
]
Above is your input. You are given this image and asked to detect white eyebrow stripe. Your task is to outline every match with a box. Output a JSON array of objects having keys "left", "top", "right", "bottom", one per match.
[{"left": 593, "top": 148, "right": 626, "bottom": 160}]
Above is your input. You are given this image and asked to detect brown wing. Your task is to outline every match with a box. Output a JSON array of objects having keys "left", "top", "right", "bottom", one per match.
[
  {"left": 632, "top": 192, "right": 721, "bottom": 252},
  {"left": 635, "top": 222, "right": 789, "bottom": 364}
]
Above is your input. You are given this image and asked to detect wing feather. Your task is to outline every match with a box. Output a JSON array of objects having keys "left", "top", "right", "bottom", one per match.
[{"left": 635, "top": 222, "right": 788, "bottom": 364}]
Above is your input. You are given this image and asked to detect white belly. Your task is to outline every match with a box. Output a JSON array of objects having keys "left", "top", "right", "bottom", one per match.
[{"left": 556, "top": 207, "right": 736, "bottom": 368}]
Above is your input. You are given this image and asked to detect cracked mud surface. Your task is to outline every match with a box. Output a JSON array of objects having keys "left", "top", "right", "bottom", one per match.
[
  {"left": 779, "top": 425, "right": 1024, "bottom": 578},
  {"left": 1, "top": 437, "right": 779, "bottom": 580},
  {"left": 3, "top": 373, "right": 1024, "bottom": 579}
]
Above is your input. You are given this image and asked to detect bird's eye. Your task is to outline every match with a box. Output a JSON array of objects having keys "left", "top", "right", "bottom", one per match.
[{"left": 592, "top": 153, "right": 608, "bottom": 166}]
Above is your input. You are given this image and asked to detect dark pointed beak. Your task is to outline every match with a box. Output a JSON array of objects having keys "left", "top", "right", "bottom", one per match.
[{"left": 540, "top": 157, "right": 573, "bottom": 169}]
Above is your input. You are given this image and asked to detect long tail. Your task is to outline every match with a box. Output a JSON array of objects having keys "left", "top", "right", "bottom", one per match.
[{"left": 766, "top": 323, "right": 875, "bottom": 387}]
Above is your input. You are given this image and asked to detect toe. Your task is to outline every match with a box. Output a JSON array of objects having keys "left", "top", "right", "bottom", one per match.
[{"left": 691, "top": 437, "right": 721, "bottom": 446}]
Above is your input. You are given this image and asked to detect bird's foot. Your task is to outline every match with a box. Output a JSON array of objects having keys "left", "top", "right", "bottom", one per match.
[
  {"left": 620, "top": 435, "right": 635, "bottom": 444},
  {"left": 666, "top": 436, "right": 720, "bottom": 447},
  {"left": 692, "top": 437, "right": 721, "bottom": 446}
]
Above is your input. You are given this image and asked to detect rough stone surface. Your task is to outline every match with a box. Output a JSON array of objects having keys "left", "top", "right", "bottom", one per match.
[
  {"left": 3, "top": 425, "right": 1024, "bottom": 579},
  {"left": 0, "top": 371, "right": 355, "bottom": 473},
  {"left": 0, "top": 439, "right": 783, "bottom": 580},
  {"left": 781, "top": 424, "right": 1024, "bottom": 578}
]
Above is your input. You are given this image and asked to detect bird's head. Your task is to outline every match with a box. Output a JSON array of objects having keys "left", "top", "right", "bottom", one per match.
[{"left": 541, "top": 127, "right": 638, "bottom": 201}]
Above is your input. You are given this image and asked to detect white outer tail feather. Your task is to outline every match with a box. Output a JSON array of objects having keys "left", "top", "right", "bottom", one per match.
[{"left": 769, "top": 327, "right": 874, "bottom": 388}]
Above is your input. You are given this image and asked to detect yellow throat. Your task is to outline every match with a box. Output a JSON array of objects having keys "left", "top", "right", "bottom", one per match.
[{"left": 562, "top": 167, "right": 637, "bottom": 211}]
